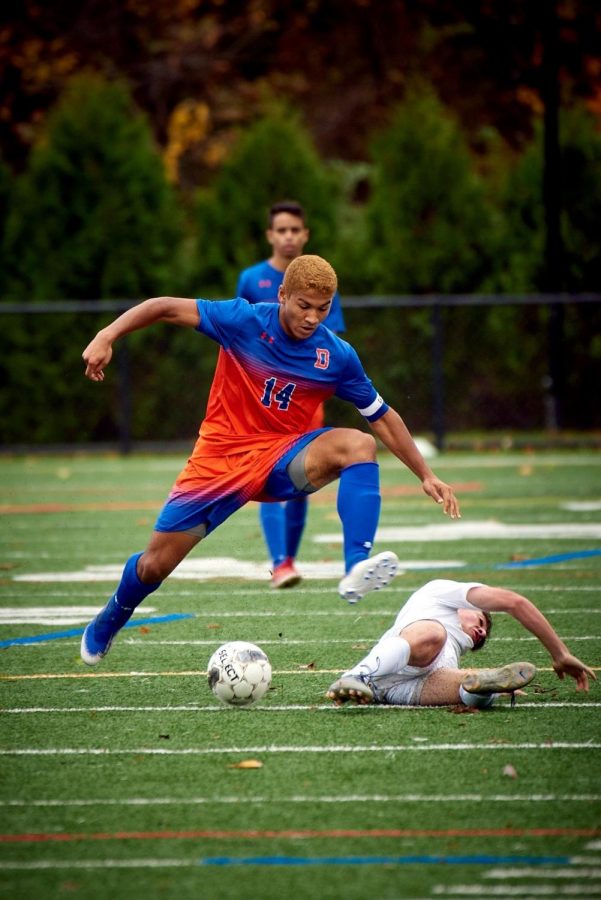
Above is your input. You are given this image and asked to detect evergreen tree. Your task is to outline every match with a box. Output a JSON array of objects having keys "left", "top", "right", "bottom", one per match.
[
  {"left": 366, "top": 86, "right": 497, "bottom": 293},
  {"left": 3, "top": 73, "right": 183, "bottom": 300},
  {"left": 1, "top": 74, "right": 185, "bottom": 443},
  {"left": 0, "top": 157, "right": 11, "bottom": 296},
  {"left": 193, "top": 107, "right": 339, "bottom": 296}
]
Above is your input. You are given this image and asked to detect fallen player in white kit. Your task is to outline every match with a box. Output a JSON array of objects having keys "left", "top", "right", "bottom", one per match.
[{"left": 326, "top": 580, "right": 595, "bottom": 708}]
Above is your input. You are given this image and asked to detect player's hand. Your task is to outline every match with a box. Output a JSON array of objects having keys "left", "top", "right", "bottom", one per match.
[
  {"left": 422, "top": 477, "right": 461, "bottom": 519},
  {"left": 553, "top": 653, "right": 597, "bottom": 692},
  {"left": 82, "top": 334, "right": 113, "bottom": 381}
]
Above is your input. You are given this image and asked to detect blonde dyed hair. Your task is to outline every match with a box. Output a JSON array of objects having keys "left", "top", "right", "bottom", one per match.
[{"left": 282, "top": 254, "right": 337, "bottom": 297}]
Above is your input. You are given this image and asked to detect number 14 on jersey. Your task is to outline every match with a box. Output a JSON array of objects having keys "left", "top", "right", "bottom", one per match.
[{"left": 261, "top": 377, "right": 296, "bottom": 410}]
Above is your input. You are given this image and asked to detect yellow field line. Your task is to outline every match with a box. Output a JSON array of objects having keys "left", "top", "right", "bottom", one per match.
[{"left": 1, "top": 666, "right": 598, "bottom": 681}]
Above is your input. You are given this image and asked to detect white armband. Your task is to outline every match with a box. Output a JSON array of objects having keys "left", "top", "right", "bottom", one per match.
[{"left": 357, "top": 394, "right": 385, "bottom": 419}]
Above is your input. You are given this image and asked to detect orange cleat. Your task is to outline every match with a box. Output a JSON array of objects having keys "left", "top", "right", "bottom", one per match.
[{"left": 270, "top": 558, "right": 302, "bottom": 589}]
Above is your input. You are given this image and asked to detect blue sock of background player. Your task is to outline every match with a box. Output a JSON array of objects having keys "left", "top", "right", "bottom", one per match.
[
  {"left": 285, "top": 498, "right": 308, "bottom": 560},
  {"left": 259, "top": 502, "right": 287, "bottom": 568},
  {"left": 260, "top": 497, "right": 308, "bottom": 569}
]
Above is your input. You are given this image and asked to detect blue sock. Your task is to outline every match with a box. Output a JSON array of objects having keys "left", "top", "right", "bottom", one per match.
[
  {"left": 95, "top": 552, "right": 162, "bottom": 633},
  {"left": 259, "top": 502, "right": 287, "bottom": 567},
  {"left": 337, "top": 462, "right": 381, "bottom": 573},
  {"left": 285, "top": 498, "right": 308, "bottom": 560}
]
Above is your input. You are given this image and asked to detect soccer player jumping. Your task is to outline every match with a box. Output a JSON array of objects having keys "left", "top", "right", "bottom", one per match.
[{"left": 80, "top": 255, "right": 459, "bottom": 666}]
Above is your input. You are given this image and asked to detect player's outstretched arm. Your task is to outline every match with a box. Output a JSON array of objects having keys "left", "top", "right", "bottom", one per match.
[
  {"left": 83, "top": 297, "right": 200, "bottom": 381},
  {"left": 369, "top": 407, "right": 460, "bottom": 518},
  {"left": 468, "top": 585, "right": 597, "bottom": 692},
  {"left": 552, "top": 653, "right": 597, "bottom": 692}
]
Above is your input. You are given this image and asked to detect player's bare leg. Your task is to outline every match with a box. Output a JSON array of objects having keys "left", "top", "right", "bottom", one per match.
[
  {"left": 302, "top": 427, "right": 378, "bottom": 488},
  {"left": 420, "top": 662, "right": 536, "bottom": 707}
]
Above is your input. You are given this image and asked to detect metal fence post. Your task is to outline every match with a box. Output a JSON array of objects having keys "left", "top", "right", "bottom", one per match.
[
  {"left": 431, "top": 302, "right": 445, "bottom": 451},
  {"left": 117, "top": 335, "right": 132, "bottom": 454}
]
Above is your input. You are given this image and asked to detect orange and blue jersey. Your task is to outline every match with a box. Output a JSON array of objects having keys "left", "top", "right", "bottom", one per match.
[
  {"left": 155, "top": 298, "right": 386, "bottom": 536},
  {"left": 237, "top": 260, "right": 346, "bottom": 334}
]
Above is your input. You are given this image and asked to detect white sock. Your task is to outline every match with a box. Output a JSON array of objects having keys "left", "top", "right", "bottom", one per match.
[
  {"left": 348, "top": 636, "right": 411, "bottom": 679},
  {"left": 459, "top": 685, "right": 495, "bottom": 708}
]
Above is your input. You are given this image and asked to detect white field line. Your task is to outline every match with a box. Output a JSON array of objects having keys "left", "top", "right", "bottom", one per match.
[
  {"left": 315, "top": 522, "right": 601, "bottom": 543},
  {"left": 3, "top": 587, "right": 601, "bottom": 599},
  {"left": 115, "top": 635, "right": 600, "bottom": 644},
  {"left": 486, "top": 867, "right": 601, "bottom": 879},
  {"left": 16, "top": 633, "right": 593, "bottom": 650},
  {"left": 2, "top": 793, "right": 600, "bottom": 808},
  {"left": 0, "top": 607, "right": 156, "bottom": 626},
  {"left": 12, "top": 558, "right": 465, "bottom": 583},
  {"left": 563, "top": 502, "right": 601, "bottom": 511},
  {"left": 3, "top": 702, "right": 600, "bottom": 713},
  {"left": 435, "top": 886, "right": 601, "bottom": 896},
  {"left": 2, "top": 607, "right": 601, "bottom": 625},
  {"left": 0, "top": 860, "right": 209, "bottom": 870},
  {"left": 1, "top": 742, "right": 600, "bottom": 756}
]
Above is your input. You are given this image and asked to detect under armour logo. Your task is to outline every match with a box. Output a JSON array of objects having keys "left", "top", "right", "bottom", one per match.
[{"left": 362, "top": 541, "right": 372, "bottom": 549}]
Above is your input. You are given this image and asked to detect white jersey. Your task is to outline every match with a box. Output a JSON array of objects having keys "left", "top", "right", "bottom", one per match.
[
  {"left": 346, "top": 579, "right": 486, "bottom": 706},
  {"left": 381, "top": 579, "right": 484, "bottom": 674}
]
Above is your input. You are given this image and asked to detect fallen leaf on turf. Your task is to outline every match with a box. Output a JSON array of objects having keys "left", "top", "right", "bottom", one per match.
[
  {"left": 297, "top": 661, "right": 315, "bottom": 669},
  {"left": 206, "top": 623, "right": 221, "bottom": 630},
  {"left": 448, "top": 705, "right": 480, "bottom": 714},
  {"left": 503, "top": 764, "right": 518, "bottom": 779},
  {"left": 139, "top": 626, "right": 150, "bottom": 634},
  {"left": 229, "top": 759, "right": 263, "bottom": 769}
]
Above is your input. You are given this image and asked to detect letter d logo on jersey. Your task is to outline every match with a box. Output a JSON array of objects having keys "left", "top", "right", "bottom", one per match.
[{"left": 314, "top": 348, "right": 330, "bottom": 370}]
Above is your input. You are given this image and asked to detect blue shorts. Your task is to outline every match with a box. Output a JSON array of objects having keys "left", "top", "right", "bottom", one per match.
[
  {"left": 262, "top": 427, "right": 330, "bottom": 500},
  {"left": 154, "top": 427, "right": 330, "bottom": 537}
]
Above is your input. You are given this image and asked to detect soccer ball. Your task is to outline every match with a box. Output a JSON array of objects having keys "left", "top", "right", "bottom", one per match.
[{"left": 207, "top": 641, "right": 272, "bottom": 707}]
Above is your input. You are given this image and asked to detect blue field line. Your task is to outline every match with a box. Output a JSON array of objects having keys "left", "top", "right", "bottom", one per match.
[
  {"left": 199, "top": 853, "right": 570, "bottom": 867},
  {"left": 0, "top": 613, "right": 195, "bottom": 649},
  {"left": 496, "top": 548, "right": 601, "bottom": 569}
]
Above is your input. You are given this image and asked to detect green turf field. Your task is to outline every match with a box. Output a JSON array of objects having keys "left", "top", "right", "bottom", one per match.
[{"left": 1, "top": 449, "right": 600, "bottom": 899}]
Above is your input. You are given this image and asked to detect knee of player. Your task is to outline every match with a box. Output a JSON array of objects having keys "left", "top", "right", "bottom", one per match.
[
  {"left": 137, "top": 552, "right": 169, "bottom": 584},
  {"left": 346, "top": 430, "right": 377, "bottom": 463},
  {"left": 402, "top": 621, "right": 447, "bottom": 667}
]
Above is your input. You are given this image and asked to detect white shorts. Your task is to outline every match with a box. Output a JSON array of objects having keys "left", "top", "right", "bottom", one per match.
[{"left": 373, "top": 642, "right": 460, "bottom": 706}]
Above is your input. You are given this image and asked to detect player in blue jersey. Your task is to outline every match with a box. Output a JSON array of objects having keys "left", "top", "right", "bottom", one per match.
[
  {"left": 80, "top": 255, "right": 460, "bottom": 666},
  {"left": 237, "top": 201, "right": 346, "bottom": 589}
]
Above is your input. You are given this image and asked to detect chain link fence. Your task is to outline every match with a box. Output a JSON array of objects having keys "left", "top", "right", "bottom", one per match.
[{"left": 1, "top": 294, "right": 599, "bottom": 453}]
